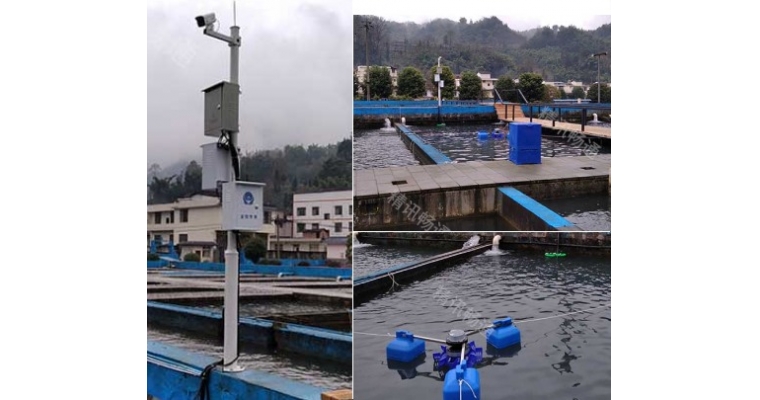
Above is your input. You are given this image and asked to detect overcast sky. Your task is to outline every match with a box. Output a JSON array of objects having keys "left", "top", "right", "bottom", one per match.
[
  {"left": 148, "top": 0, "right": 352, "bottom": 168},
  {"left": 353, "top": 0, "right": 611, "bottom": 31}
]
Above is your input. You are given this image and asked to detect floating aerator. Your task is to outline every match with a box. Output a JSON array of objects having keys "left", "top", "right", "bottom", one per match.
[
  {"left": 485, "top": 317, "right": 521, "bottom": 349},
  {"left": 387, "top": 330, "right": 426, "bottom": 362},
  {"left": 442, "top": 361, "right": 481, "bottom": 400}
]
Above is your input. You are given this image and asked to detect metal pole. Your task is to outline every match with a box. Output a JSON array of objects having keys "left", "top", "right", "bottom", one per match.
[
  {"left": 223, "top": 23, "right": 242, "bottom": 372},
  {"left": 437, "top": 56, "right": 442, "bottom": 124},
  {"left": 364, "top": 21, "right": 371, "bottom": 101},
  {"left": 597, "top": 57, "right": 600, "bottom": 104}
]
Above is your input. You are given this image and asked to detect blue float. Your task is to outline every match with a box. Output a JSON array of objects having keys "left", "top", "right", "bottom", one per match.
[
  {"left": 477, "top": 130, "right": 489, "bottom": 140},
  {"left": 442, "top": 361, "right": 481, "bottom": 400},
  {"left": 386, "top": 330, "right": 426, "bottom": 362},
  {"left": 492, "top": 129, "right": 504, "bottom": 138},
  {"left": 485, "top": 317, "right": 521, "bottom": 349}
]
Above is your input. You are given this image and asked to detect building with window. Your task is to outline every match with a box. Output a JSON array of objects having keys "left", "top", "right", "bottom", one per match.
[
  {"left": 293, "top": 190, "right": 352, "bottom": 238},
  {"left": 147, "top": 194, "right": 277, "bottom": 262}
]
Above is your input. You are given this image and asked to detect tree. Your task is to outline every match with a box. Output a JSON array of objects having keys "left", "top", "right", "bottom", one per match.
[
  {"left": 458, "top": 71, "right": 482, "bottom": 100},
  {"left": 587, "top": 83, "right": 611, "bottom": 103},
  {"left": 570, "top": 86, "right": 586, "bottom": 99},
  {"left": 368, "top": 66, "right": 392, "bottom": 99},
  {"left": 429, "top": 65, "right": 456, "bottom": 99},
  {"left": 353, "top": 73, "right": 360, "bottom": 98},
  {"left": 517, "top": 72, "right": 545, "bottom": 103},
  {"left": 542, "top": 85, "right": 562, "bottom": 102},
  {"left": 397, "top": 67, "right": 426, "bottom": 98},
  {"left": 243, "top": 235, "right": 268, "bottom": 263},
  {"left": 495, "top": 75, "right": 520, "bottom": 102},
  {"left": 183, "top": 160, "right": 202, "bottom": 194}
]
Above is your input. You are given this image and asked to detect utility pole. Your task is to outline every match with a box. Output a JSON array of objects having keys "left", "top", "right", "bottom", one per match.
[
  {"left": 592, "top": 52, "right": 607, "bottom": 103},
  {"left": 363, "top": 19, "right": 372, "bottom": 101},
  {"left": 195, "top": 7, "right": 243, "bottom": 372}
]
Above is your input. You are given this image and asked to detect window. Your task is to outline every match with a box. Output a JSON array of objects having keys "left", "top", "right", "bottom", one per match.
[
  {"left": 202, "top": 249, "right": 210, "bottom": 258},
  {"left": 297, "top": 207, "right": 306, "bottom": 216},
  {"left": 154, "top": 213, "right": 161, "bottom": 224},
  {"left": 169, "top": 234, "right": 174, "bottom": 243},
  {"left": 312, "top": 206, "right": 319, "bottom": 216},
  {"left": 311, "top": 223, "right": 319, "bottom": 230},
  {"left": 180, "top": 209, "right": 188, "bottom": 223},
  {"left": 297, "top": 223, "right": 305, "bottom": 233},
  {"left": 324, "top": 213, "right": 330, "bottom": 220},
  {"left": 264, "top": 211, "right": 271, "bottom": 224},
  {"left": 349, "top": 205, "right": 352, "bottom": 215},
  {"left": 170, "top": 212, "right": 175, "bottom": 224},
  {"left": 349, "top": 222, "right": 353, "bottom": 232},
  {"left": 335, "top": 222, "right": 342, "bottom": 233},
  {"left": 335, "top": 205, "right": 343, "bottom": 216},
  {"left": 179, "top": 234, "right": 188, "bottom": 243}
]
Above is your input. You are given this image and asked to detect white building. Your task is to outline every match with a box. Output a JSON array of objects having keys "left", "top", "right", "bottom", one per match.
[
  {"left": 477, "top": 72, "right": 497, "bottom": 99},
  {"left": 293, "top": 190, "right": 352, "bottom": 238},
  {"left": 355, "top": 65, "right": 398, "bottom": 96},
  {"left": 147, "top": 194, "right": 277, "bottom": 262}
]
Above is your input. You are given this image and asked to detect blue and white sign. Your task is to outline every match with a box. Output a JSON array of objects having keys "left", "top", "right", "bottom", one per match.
[{"left": 222, "top": 181, "right": 265, "bottom": 231}]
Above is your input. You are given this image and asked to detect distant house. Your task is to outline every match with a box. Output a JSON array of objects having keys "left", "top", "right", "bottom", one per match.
[
  {"left": 477, "top": 72, "right": 498, "bottom": 99},
  {"left": 293, "top": 190, "right": 352, "bottom": 239},
  {"left": 355, "top": 65, "right": 398, "bottom": 97},
  {"left": 147, "top": 194, "right": 278, "bottom": 262}
]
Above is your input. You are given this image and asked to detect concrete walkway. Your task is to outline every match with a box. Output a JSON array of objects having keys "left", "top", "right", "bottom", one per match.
[
  {"left": 355, "top": 154, "right": 611, "bottom": 198},
  {"left": 506, "top": 117, "right": 611, "bottom": 139}
]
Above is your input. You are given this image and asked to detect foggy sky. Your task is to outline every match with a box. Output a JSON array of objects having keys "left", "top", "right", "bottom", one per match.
[
  {"left": 353, "top": 0, "right": 611, "bottom": 31},
  {"left": 148, "top": 0, "right": 352, "bottom": 168}
]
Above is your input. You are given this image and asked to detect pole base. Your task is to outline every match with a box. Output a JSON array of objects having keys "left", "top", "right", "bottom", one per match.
[{"left": 223, "top": 361, "right": 245, "bottom": 372}]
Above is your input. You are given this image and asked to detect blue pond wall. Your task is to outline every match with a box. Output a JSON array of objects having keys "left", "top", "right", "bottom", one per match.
[
  {"left": 497, "top": 187, "right": 579, "bottom": 231},
  {"left": 150, "top": 260, "right": 350, "bottom": 279},
  {"left": 396, "top": 124, "right": 452, "bottom": 165},
  {"left": 354, "top": 100, "right": 496, "bottom": 126},
  {"left": 148, "top": 341, "right": 326, "bottom": 400},
  {"left": 147, "top": 301, "right": 352, "bottom": 364}
]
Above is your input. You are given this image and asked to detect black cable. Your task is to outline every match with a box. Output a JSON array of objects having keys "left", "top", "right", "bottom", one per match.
[{"left": 195, "top": 359, "right": 223, "bottom": 400}]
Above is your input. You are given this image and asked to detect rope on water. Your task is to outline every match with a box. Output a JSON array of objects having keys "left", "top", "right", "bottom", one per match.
[
  {"left": 387, "top": 272, "right": 399, "bottom": 292},
  {"left": 354, "top": 331, "right": 393, "bottom": 338},
  {"left": 513, "top": 304, "right": 610, "bottom": 324}
]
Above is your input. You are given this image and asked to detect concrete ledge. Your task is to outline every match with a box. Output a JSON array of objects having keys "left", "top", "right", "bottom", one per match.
[
  {"left": 148, "top": 301, "right": 351, "bottom": 364},
  {"left": 148, "top": 341, "right": 326, "bottom": 400},
  {"left": 497, "top": 187, "right": 579, "bottom": 231},
  {"left": 396, "top": 124, "right": 452, "bottom": 165},
  {"left": 354, "top": 243, "right": 491, "bottom": 304}
]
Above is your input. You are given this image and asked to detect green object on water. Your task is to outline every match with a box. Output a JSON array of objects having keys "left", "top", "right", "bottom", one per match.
[
  {"left": 545, "top": 252, "right": 566, "bottom": 258},
  {"left": 436, "top": 123, "right": 446, "bottom": 127}
]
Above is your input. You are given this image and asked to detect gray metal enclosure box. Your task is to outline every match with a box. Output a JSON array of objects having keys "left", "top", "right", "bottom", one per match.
[
  {"left": 203, "top": 81, "right": 239, "bottom": 137},
  {"left": 200, "top": 143, "right": 231, "bottom": 190}
]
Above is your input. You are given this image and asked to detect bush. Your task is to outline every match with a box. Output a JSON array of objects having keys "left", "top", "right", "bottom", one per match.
[
  {"left": 148, "top": 253, "right": 160, "bottom": 261},
  {"left": 257, "top": 258, "right": 282, "bottom": 266},
  {"left": 183, "top": 253, "right": 201, "bottom": 262},
  {"left": 243, "top": 235, "right": 267, "bottom": 263},
  {"left": 297, "top": 261, "right": 310, "bottom": 266}
]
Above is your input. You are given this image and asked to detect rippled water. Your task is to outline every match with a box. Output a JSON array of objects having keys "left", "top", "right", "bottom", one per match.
[
  {"left": 354, "top": 249, "right": 611, "bottom": 400},
  {"left": 542, "top": 193, "right": 611, "bottom": 231},
  {"left": 383, "top": 213, "right": 517, "bottom": 231},
  {"left": 148, "top": 325, "right": 351, "bottom": 390},
  {"left": 354, "top": 128, "right": 419, "bottom": 170},
  {"left": 192, "top": 299, "right": 347, "bottom": 317},
  {"left": 353, "top": 244, "right": 449, "bottom": 278},
  {"left": 414, "top": 124, "right": 607, "bottom": 162}
]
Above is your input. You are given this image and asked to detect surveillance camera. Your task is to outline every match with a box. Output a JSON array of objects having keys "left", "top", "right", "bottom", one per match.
[{"left": 195, "top": 13, "right": 216, "bottom": 28}]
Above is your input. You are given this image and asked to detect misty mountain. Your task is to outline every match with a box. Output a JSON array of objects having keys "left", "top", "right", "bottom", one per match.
[{"left": 354, "top": 16, "right": 611, "bottom": 83}]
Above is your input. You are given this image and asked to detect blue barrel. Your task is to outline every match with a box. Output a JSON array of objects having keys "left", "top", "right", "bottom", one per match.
[
  {"left": 442, "top": 363, "right": 481, "bottom": 400},
  {"left": 477, "top": 131, "right": 489, "bottom": 140},
  {"left": 485, "top": 317, "right": 521, "bottom": 349},
  {"left": 386, "top": 330, "right": 425, "bottom": 362}
]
